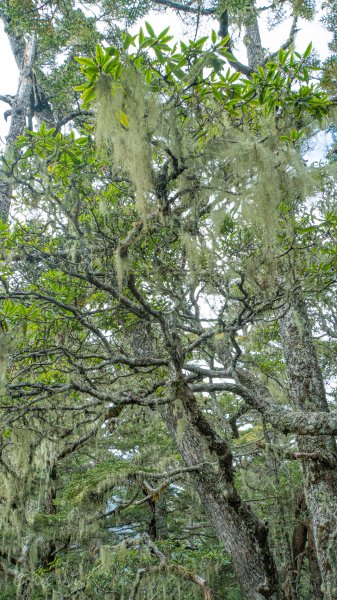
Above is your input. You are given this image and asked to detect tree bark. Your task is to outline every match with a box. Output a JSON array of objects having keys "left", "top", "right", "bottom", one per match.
[
  {"left": 161, "top": 375, "right": 280, "bottom": 600},
  {"left": 307, "top": 526, "right": 324, "bottom": 600},
  {"left": 0, "top": 11, "right": 55, "bottom": 222},
  {"left": 284, "top": 492, "right": 323, "bottom": 600},
  {"left": 150, "top": 494, "right": 168, "bottom": 540},
  {"left": 279, "top": 295, "right": 337, "bottom": 599},
  {"left": 0, "top": 35, "right": 35, "bottom": 222},
  {"left": 243, "top": 1, "right": 265, "bottom": 70}
]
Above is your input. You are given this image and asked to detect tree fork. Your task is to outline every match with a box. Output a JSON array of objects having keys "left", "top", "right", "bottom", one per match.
[{"left": 161, "top": 376, "right": 280, "bottom": 599}]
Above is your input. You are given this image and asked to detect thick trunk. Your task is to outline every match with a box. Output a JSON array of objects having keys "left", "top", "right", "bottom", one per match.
[
  {"left": 161, "top": 377, "right": 280, "bottom": 600},
  {"left": 279, "top": 296, "right": 337, "bottom": 599},
  {"left": 307, "top": 525, "right": 324, "bottom": 599},
  {"left": 263, "top": 429, "right": 298, "bottom": 600},
  {"left": 3, "top": 13, "right": 54, "bottom": 128},
  {"left": 15, "top": 539, "right": 31, "bottom": 600},
  {"left": 147, "top": 494, "right": 168, "bottom": 541},
  {"left": 284, "top": 493, "right": 323, "bottom": 600},
  {"left": 0, "top": 15, "right": 55, "bottom": 222},
  {"left": 0, "top": 35, "right": 35, "bottom": 221},
  {"left": 244, "top": 2, "right": 265, "bottom": 70}
]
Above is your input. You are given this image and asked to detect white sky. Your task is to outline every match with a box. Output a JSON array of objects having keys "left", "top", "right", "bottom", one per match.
[{"left": 0, "top": 6, "right": 332, "bottom": 145}]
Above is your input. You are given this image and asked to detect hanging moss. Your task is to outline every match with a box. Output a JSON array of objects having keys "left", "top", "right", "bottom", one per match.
[
  {"left": 0, "top": 332, "right": 11, "bottom": 397},
  {"left": 99, "top": 544, "right": 114, "bottom": 570},
  {"left": 176, "top": 415, "right": 189, "bottom": 446},
  {"left": 115, "top": 247, "right": 129, "bottom": 290},
  {"left": 95, "top": 69, "right": 158, "bottom": 219}
]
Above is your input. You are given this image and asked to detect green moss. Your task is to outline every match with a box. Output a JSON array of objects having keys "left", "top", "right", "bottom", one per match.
[{"left": 95, "top": 69, "right": 158, "bottom": 219}]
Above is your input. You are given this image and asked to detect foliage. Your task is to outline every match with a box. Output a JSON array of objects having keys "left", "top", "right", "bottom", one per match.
[{"left": 0, "top": 1, "right": 337, "bottom": 599}]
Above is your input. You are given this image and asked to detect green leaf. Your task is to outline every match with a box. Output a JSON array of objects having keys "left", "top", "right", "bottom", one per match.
[
  {"left": 145, "top": 69, "right": 153, "bottom": 84},
  {"left": 303, "top": 41, "right": 312, "bottom": 59},
  {"left": 95, "top": 45, "right": 105, "bottom": 66},
  {"left": 74, "top": 83, "right": 89, "bottom": 92},
  {"left": 219, "top": 50, "right": 237, "bottom": 62},
  {"left": 115, "top": 63, "right": 122, "bottom": 79},
  {"left": 212, "top": 88, "right": 223, "bottom": 102},
  {"left": 145, "top": 21, "right": 155, "bottom": 37},
  {"left": 106, "top": 46, "right": 118, "bottom": 57},
  {"left": 217, "top": 34, "right": 230, "bottom": 47},
  {"left": 123, "top": 32, "right": 134, "bottom": 50},
  {"left": 82, "top": 65, "right": 99, "bottom": 79},
  {"left": 103, "top": 57, "right": 119, "bottom": 74},
  {"left": 278, "top": 48, "right": 285, "bottom": 64},
  {"left": 119, "top": 111, "right": 129, "bottom": 128},
  {"left": 82, "top": 86, "right": 97, "bottom": 105},
  {"left": 75, "top": 137, "right": 88, "bottom": 146},
  {"left": 75, "top": 56, "right": 96, "bottom": 67},
  {"left": 194, "top": 36, "right": 208, "bottom": 49},
  {"left": 158, "top": 26, "right": 170, "bottom": 40},
  {"left": 154, "top": 47, "right": 165, "bottom": 64},
  {"left": 207, "top": 55, "right": 224, "bottom": 73},
  {"left": 40, "top": 121, "right": 47, "bottom": 135},
  {"left": 67, "top": 150, "right": 82, "bottom": 164},
  {"left": 22, "top": 148, "right": 33, "bottom": 158},
  {"left": 139, "top": 27, "right": 145, "bottom": 45}
]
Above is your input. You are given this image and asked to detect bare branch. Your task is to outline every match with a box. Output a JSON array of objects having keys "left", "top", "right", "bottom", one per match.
[
  {"left": 264, "top": 15, "right": 299, "bottom": 63},
  {"left": 151, "top": 0, "right": 214, "bottom": 16},
  {"left": 56, "top": 110, "right": 94, "bottom": 132},
  {"left": 0, "top": 95, "right": 14, "bottom": 106}
]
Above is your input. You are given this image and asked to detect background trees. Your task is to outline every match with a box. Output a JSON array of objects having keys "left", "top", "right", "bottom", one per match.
[{"left": 0, "top": 1, "right": 336, "bottom": 599}]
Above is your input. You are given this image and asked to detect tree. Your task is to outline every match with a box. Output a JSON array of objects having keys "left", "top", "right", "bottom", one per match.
[{"left": 0, "top": 1, "right": 337, "bottom": 599}]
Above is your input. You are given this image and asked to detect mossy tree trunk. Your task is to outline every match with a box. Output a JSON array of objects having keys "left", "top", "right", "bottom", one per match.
[
  {"left": 279, "top": 295, "right": 337, "bottom": 599},
  {"left": 162, "top": 376, "right": 280, "bottom": 600}
]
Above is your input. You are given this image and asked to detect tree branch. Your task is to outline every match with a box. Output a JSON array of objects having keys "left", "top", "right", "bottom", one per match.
[
  {"left": 56, "top": 110, "right": 94, "bottom": 132},
  {"left": 264, "top": 14, "right": 298, "bottom": 63},
  {"left": 0, "top": 95, "right": 14, "bottom": 106},
  {"left": 152, "top": 0, "right": 215, "bottom": 16}
]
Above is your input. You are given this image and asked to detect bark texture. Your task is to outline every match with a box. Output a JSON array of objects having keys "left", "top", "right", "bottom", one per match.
[
  {"left": 0, "top": 35, "right": 35, "bottom": 222},
  {"left": 0, "top": 12, "right": 55, "bottom": 222},
  {"left": 162, "top": 376, "right": 280, "bottom": 600},
  {"left": 284, "top": 493, "right": 324, "bottom": 600},
  {"left": 243, "top": 2, "right": 265, "bottom": 70},
  {"left": 280, "top": 295, "right": 337, "bottom": 599}
]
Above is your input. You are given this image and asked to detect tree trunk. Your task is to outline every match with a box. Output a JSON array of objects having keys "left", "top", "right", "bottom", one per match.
[
  {"left": 15, "top": 539, "right": 31, "bottom": 600},
  {"left": 307, "top": 524, "right": 324, "bottom": 600},
  {"left": 143, "top": 481, "right": 168, "bottom": 541},
  {"left": 161, "top": 376, "right": 280, "bottom": 600},
  {"left": 279, "top": 295, "right": 337, "bottom": 599},
  {"left": 0, "top": 35, "right": 35, "bottom": 222},
  {"left": 0, "top": 14, "right": 55, "bottom": 222},
  {"left": 283, "top": 492, "right": 324, "bottom": 600},
  {"left": 244, "top": 1, "right": 265, "bottom": 71}
]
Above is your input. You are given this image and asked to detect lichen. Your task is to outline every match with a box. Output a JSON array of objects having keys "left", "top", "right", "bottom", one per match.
[{"left": 95, "top": 68, "right": 158, "bottom": 219}]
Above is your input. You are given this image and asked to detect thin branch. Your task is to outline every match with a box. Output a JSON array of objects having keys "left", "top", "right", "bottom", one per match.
[
  {"left": 56, "top": 110, "right": 94, "bottom": 132},
  {"left": 152, "top": 0, "right": 215, "bottom": 16},
  {"left": 264, "top": 15, "right": 298, "bottom": 63}
]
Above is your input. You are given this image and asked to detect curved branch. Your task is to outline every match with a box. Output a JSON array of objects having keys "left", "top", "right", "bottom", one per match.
[
  {"left": 188, "top": 371, "right": 337, "bottom": 437},
  {"left": 55, "top": 110, "right": 94, "bottom": 132},
  {"left": 264, "top": 15, "right": 298, "bottom": 64}
]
